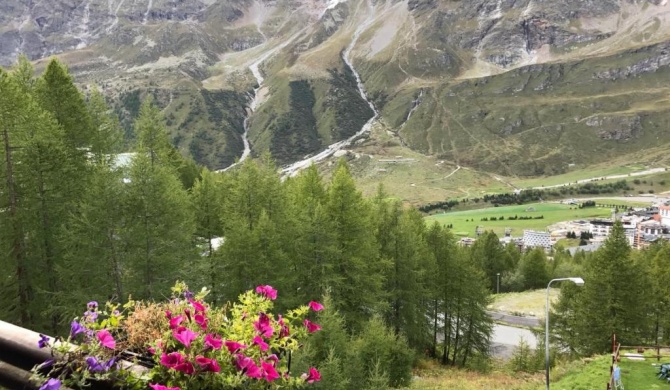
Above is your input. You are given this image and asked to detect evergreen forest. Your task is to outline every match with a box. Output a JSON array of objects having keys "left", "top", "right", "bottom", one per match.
[{"left": 2, "top": 57, "right": 670, "bottom": 389}]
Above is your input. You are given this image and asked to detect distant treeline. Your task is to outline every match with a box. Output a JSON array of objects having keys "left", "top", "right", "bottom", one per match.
[{"left": 420, "top": 180, "right": 633, "bottom": 213}]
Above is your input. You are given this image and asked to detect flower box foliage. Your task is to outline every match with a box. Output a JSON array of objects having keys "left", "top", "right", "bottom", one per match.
[{"left": 32, "top": 282, "right": 322, "bottom": 390}]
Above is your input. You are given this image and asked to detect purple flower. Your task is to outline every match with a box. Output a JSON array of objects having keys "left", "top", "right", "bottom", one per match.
[
  {"left": 84, "top": 310, "right": 98, "bottom": 322},
  {"left": 86, "top": 356, "right": 105, "bottom": 372},
  {"left": 38, "top": 378, "right": 61, "bottom": 390},
  {"left": 70, "top": 321, "right": 85, "bottom": 337},
  {"left": 183, "top": 290, "right": 194, "bottom": 300},
  {"left": 104, "top": 357, "right": 117, "bottom": 371},
  {"left": 87, "top": 301, "right": 98, "bottom": 310},
  {"left": 38, "top": 334, "right": 50, "bottom": 349},
  {"left": 39, "top": 359, "right": 55, "bottom": 369}
]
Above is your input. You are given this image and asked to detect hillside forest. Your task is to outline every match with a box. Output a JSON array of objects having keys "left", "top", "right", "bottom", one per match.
[{"left": 2, "top": 57, "right": 670, "bottom": 388}]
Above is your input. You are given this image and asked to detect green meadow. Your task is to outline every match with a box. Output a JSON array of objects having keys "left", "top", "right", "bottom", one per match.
[{"left": 425, "top": 203, "right": 614, "bottom": 237}]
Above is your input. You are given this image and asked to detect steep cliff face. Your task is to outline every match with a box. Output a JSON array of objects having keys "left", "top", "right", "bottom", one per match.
[{"left": 3, "top": 0, "right": 670, "bottom": 174}]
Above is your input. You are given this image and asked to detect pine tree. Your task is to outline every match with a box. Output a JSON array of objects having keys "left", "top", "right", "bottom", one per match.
[
  {"left": 59, "top": 164, "right": 127, "bottom": 314},
  {"left": 35, "top": 59, "right": 94, "bottom": 149},
  {"left": 470, "top": 230, "right": 512, "bottom": 291},
  {"left": 556, "top": 222, "right": 650, "bottom": 354},
  {"left": 122, "top": 152, "right": 196, "bottom": 299},
  {"left": 520, "top": 248, "right": 550, "bottom": 290},
  {"left": 324, "top": 161, "right": 383, "bottom": 331},
  {"left": 87, "top": 86, "right": 122, "bottom": 163}
]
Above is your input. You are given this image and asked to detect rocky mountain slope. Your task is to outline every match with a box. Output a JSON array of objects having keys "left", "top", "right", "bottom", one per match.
[{"left": 3, "top": 0, "right": 670, "bottom": 175}]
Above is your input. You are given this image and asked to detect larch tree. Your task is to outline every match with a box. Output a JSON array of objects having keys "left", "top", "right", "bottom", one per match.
[{"left": 324, "top": 161, "right": 383, "bottom": 331}]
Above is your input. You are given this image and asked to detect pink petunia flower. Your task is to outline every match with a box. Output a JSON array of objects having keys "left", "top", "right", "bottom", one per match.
[
  {"left": 262, "top": 360, "right": 280, "bottom": 382},
  {"left": 169, "top": 315, "right": 184, "bottom": 330},
  {"left": 173, "top": 327, "right": 198, "bottom": 348},
  {"left": 149, "top": 384, "right": 180, "bottom": 390},
  {"left": 308, "top": 301, "right": 324, "bottom": 312},
  {"left": 245, "top": 361, "right": 263, "bottom": 379},
  {"left": 224, "top": 340, "right": 247, "bottom": 354},
  {"left": 174, "top": 361, "right": 195, "bottom": 375},
  {"left": 254, "top": 313, "right": 274, "bottom": 338},
  {"left": 96, "top": 330, "right": 116, "bottom": 349},
  {"left": 190, "top": 300, "right": 207, "bottom": 313},
  {"left": 165, "top": 310, "right": 172, "bottom": 319},
  {"left": 278, "top": 315, "right": 290, "bottom": 338},
  {"left": 195, "top": 356, "right": 220, "bottom": 373},
  {"left": 252, "top": 336, "right": 269, "bottom": 351},
  {"left": 255, "top": 285, "right": 278, "bottom": 300},
  {"left": 235, "top": 354, "right": 253, "bottom": 370},
  {"left": 160, "top": 352, "right": 184, "bottom": 368},
  {"left": 303, "top": 319, "right": 322, "bottom": 333},
  {"left": 304, "top": 367, "right": 321, "bottom": 383},
  {"left": 204, "top": 334, "right": 223, "bottom": 350},
  {"left": 266, "top": 354, "right": 279, "bottom": 366},
  {"left": 194, "top": 313, "right": 208, "bottom": 330}
]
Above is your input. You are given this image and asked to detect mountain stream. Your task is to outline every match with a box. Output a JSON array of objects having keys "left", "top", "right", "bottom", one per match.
[{"left": 281, "top": 1, "right": 378, "bottom": 177}]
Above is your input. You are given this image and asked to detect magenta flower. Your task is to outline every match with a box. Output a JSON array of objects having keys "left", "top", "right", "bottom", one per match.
[
  {"left": 235, "top": 354, "right": 254, "bottom": 370},
  {"left": 184, "top": 308, "right": 192, "bottom": 322},
  {"left": 245, "top": 361, "right": 263, "bottom": 379},
  {"left": 160, "top": 352, "right": 184, "bottom": 368},
  {"left": 278, "top": 315, "right": 290, "bottom": 338},
  {"left": 262, "top": 360, "right": 280, "bottom": 382},
  {"left": 204, "top": 334, "right": 223, "bottom": 350},
  {"left": 308, "top": 301, "right": 324, "bottom": 311},
  {"left": 190, "top": 300, "right": 206, "bottom": 313},
  {"left": 194, "top": 313, "right": 208, "bottom": 330},
  {"left": 165, "top": 310, "right": 172, "bottom": 319},
  {"left": 38, "top": 378, "right": 61, "bottom": 390},
  {"left": 174, "top": 361, "right": 195, "bottom": 375},
  {"left": 173, "top": 327, "right": 198, "bottom": 348},
  {"left": 266, "top": 354, "right": 279, "bottom": 365},
  {"left": 304, "top": 367, "right": 321, "bottom": 383},
  {"left": 303, "top": 319, "right": 322, "bottom": 333},
  {"left": 254, "top": 313, "right": 274, "bottom": 338},
  {"left": 149, "top": 384, "right": 180, "bottom": 390},
  {"left": 224, "top": 340, "right": 247, "bottom": 354},
  {"left": 195, "top": 356, "right": 221, "bottom": 373},
  {"left": 97, "top": 330, "right": 116, "bottom": 349},
  {"left": 255, "top": 285, "right": 278, "bottom": 300},
  {"left": 252, "top": 336, "right": 269, "bottom": 351},
  {"left": 169, "top": 315, "right": 184, "bottom": 329}
]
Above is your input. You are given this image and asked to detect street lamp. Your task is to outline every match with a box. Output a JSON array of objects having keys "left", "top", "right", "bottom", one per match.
[
  {"left": 496, "top": 273, "right": 500, "bottom": 294},
  {"left": 545, "top": 277, "right": 584, "bottom": 390}
]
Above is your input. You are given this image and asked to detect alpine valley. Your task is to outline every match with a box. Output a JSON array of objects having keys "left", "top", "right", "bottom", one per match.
[{"left": 4, "top": 0, "right": 670, "bottom": 200}]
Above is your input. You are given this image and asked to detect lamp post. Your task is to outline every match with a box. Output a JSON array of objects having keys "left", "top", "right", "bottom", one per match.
[
  {"left": 496, "top": 273, "right": 500, "bottom": 294},
  {"left": 545, "top": 277, "right": 584, "bottom": 390}
]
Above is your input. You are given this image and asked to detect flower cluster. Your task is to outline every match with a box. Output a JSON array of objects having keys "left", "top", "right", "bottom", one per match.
[
  {"left": 33, "top": 283, "right": 323, "bottom": 390},
  {"left": 32, "top": 301, "right": 126, "bottom": 390}
]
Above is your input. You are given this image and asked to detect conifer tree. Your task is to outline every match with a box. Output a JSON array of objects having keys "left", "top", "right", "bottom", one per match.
[
  {"left": 470, "top": 230, "right": 512, "bottom": 291},
  {"left": 324, "top": 161, "right": 383, "bottom": 331},
  {"left": 520, "top": 248, "right": 550, "bottom": 290},
  {"left": 35, "top": 59, "right": 94, "bottom": 149},
  {"left": 284, "top": 165, "right": 338, "bottom": 307},
  {"left": 554, "top": 222, "right": 650, "bottom": 354}
]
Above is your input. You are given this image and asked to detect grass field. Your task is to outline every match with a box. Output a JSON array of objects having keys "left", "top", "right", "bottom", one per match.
[
  {"left": 489, "top": 289, "right": 559, "bottom": 319},
  {"left": 548, "top": 354, "right": 665, "bottom": 390},
  {"left": 425, "top": 203, "right": 612, "bottom": 237},
  {"left": 511, "top": 165, "right": 648, "bottom": 189},
  {"left": 408, "top": 360, "right": 543, "bottom": 390}
]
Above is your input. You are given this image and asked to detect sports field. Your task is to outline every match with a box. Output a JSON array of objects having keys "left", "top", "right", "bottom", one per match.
[{"left": 425, "top": 203, "right": 613, "bottom": 237}]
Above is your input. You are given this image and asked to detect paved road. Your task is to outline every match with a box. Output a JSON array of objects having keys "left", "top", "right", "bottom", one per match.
[
  {"left": 487, "top": 311, "right": 541, "bottom": 328},
  {"left": 531, "top": 168, "right": 667, "bottom": 190},
  {"left": 491, "top": 324, "right": 538, "bottom": 359}
]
